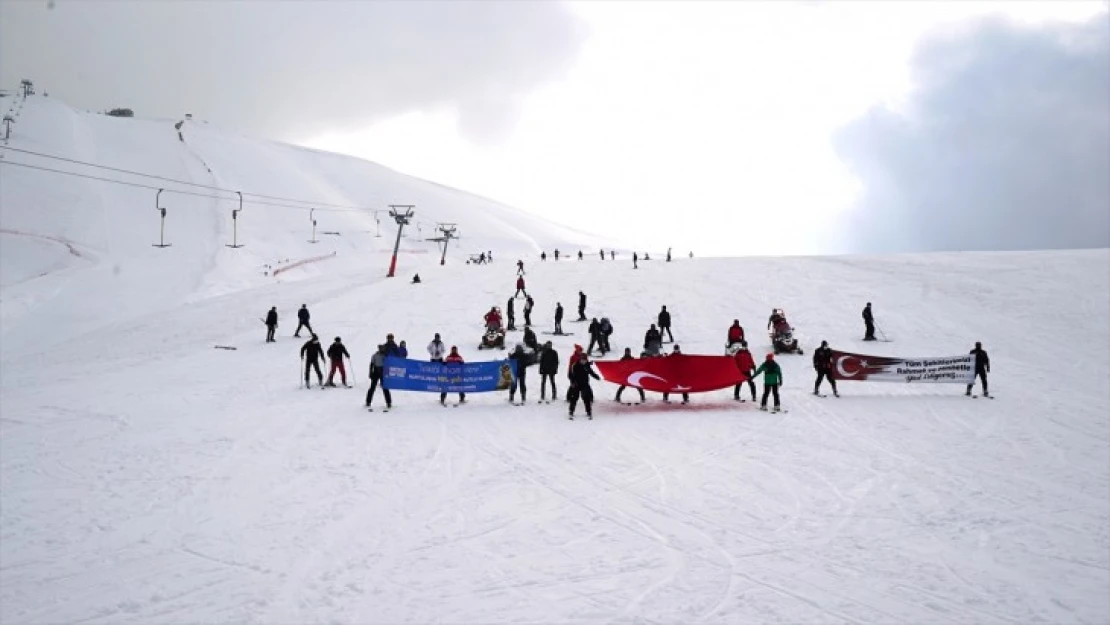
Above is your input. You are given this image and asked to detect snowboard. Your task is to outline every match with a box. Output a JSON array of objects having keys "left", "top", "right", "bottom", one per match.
[
  {"left": 214, "top": 345, "right": 237, "bottom": 350},
  {"left": 542, "top": 331, "right": 574, "bottom": 336}
]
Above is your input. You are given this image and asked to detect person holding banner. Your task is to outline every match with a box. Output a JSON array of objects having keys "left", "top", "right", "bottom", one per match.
[
  {"left": 662, "top": 345, "right": 689, "bottom": 403},
  {"left": 614, "top": 347, "right": 646, "bottom": 404},
  {"left": 967, "top": 341, "right": 991, "bottom": 397},
  {"left": 813, "top": 341, "right": 839, "bottom": 397},
  {"left": 440, "top": 347, "right": 467, "bottom": 405},
  {"left": 732, "top": 341, "right": 756, "bottom": 401},
  {"left": 568, "top": 353, "right": 601, "bottom": 419},
  {"left": 752, "top": 353, "right": 784, "bottom": 412}
]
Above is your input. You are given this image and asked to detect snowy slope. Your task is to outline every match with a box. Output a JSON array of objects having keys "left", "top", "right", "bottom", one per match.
[
  {"left": 0, "top": 94, "right": 616, "bottom": 357},
  {"left": 2, "top": 92, "right": 1109, "bottom": 623}
]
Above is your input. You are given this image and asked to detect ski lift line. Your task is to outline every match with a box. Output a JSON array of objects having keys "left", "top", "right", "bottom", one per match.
[
  {"left": 0, "top": 145, "right": 385, "bottom": 212},
  {"left": 0, "top": 160, "right": 374, "bottom": 213}
]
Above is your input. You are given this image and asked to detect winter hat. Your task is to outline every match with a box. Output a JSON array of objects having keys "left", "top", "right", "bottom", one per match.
[
  {"left": 821, "top": 340, "right": 828, "bottom": 347},
  {"left": 766, "top": 353, "right": 774, "bottom": 361}
]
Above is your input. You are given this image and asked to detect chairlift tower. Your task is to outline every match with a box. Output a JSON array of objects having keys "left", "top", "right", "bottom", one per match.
[{"left": 386, "top": 205, "right": 414, "bottom": 277}]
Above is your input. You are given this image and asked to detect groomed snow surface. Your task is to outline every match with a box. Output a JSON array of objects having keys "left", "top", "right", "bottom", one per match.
[{"left": 2, "top": 94, "right": 1109, "bottom": 623}]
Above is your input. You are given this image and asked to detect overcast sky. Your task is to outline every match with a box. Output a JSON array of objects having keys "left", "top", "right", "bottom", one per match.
[{"left": 3, "top": 0, "right": 1107, "bottom": 256}]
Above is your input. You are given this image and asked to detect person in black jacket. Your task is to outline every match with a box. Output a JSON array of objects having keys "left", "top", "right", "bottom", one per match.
[
  {"left": 539, "top": 341, "right": 560, "bottom": 400},
  {"left": 568, "top": 353, "right": 601, "bottom": 419},
  {"left": 554, "top": 302, "right": 564, "bottom": 335},
  {"left": 662, "top": 345, "right": 689, "bottom": 403},
  {"left": 578, "top": 291, "right": 587, "bottom": 321},
  {"left": 300, "top": 334, "right": 325, "bottom": 387},
  {"left": 862, "top": 302, "right": 875, "bottom": 340},
  {"left": 294, "top": 304, "right": 312, "bottom": 338},
  {"left": 614, "top": 347, "right": 645, "bottom": 403},
  {"left": 524, "top": 295, "right": 534, "bottom": 327},
  {"left": 264, "top": 306, "right": 278, "bottom": 342},
  {"left": 587, "top": 318, "right": 601, "bottom": 354},
  {"left": 523, "top": 325, "right": 538, "bottom": 350},
  {"left": 506, "top": 297, "right": 516, "bottom": 331},
  {"left": 966, "top": 341, "right": 990, "bottom": 396},
  {"left": 813, "top": 340, "right": 839, "bottom": 397},
  {"left": 509, "top": 344, "right": 531, "bottom": 404},
  {"left": 643, "top": 324, "right": 662, "bottom": 356},
  {"left": 657, "top": 306, "right": 673, "bottom": 343},
  {"left": 325, "top": 337, "right": 350, "bottom": 387}
]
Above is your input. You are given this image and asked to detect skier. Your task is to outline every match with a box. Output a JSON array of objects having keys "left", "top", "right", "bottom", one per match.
[
  {"left": 294, "top": 304, "right": 312, "bottom": 338},
  {"left": 610, "top": 250, "right": 615, "bottom": 260},
  {"left": 366, "top": 344, "right": 392, "bottom": 409},
  {"left": 509, "top": 343, "right": 531, "bottom": 404},
  {"left": 578, "top": 250, "right": 583, "bottom": 260},
  {"left": 863, "top": 302, "right": 875, "bottom": 341},
  {"left": 587, "top": 318, "right": 601, "bottom": 355},
  {"left": 614, "top": 347, "right": 646, "bottom": 404},
  {"left": 657, "top": 306, "right": 673, "bottom": 343},
  {"left": 813, "top": 340, "right": 839, "bottom": 397},
  {"left": 427, "top": 333, "right": 446, "bottom": 362},
  {"left": 967, "top": 341, "right": 990, "bottom": 397},
  {"left": 732, "top": 340, "right": 757, "bottom": 401},
  {"left": 539, "top": 341, "right": 560, "bottom": 401},
  {"left": 554, "top": 302, "right": 564, "bottom": 335},
  {"left": 325, "top": 337, "right": 350, "bottom": 387},
  {"left": 727, "top": 320, "right": 745, "bottom": 347},
  {"left": 662, "top": 345, "right": 689, "bottom": 403},
  {"left": 752, "top": 353, "right": 784, "bottom": 412},
  {"left": 577, "top": 291, "right": 587, "bottom": 321},
  {"left": 554, "top": 249, "right": 560, "bottom": 261},
  {"left": 541, "top": 251, "right": 547, "bottom": 262},
  {"left": 411, "top": 273, "right": 421, "bottom": 284},
  {"left": 300, "top": 333, "right": 325, "bottom": 388},
  {"left": 517, "top": 259, "right": 525, "bottom": 275},
  {"left": 598, "top": 317, "right": 613, "bottom": 354},
  {"left": 515, "top": 275, "right": 527, "bottom": 299},
  {"left": 599, "top": 249, "right": 604, "bottom": 260},
  {"left": 633, "top": 252, "right": 639, "bottom": 269},
  {"left": 524, "top": 295, "right": 534, "bottom": 327},
  {"left": 568, "top": 352, "right": 601, "bottom": 419},
  {"left": 441, "top": 347, "right": 466, "bottom": 405},
  {"left": 666, "top": 247, "right": 672, "bottom": 262},
  {"left": 264, "top": 306, "right": 278, "bottom": 342},
  {"left": 506, "top": 297, "right": 516, "bottom": 331},
  {"left": 398, "top": 340, "right": 409, "bottom": 358},
  {"left": 643, "top": 324, "right": 662, "bottom": 356}
]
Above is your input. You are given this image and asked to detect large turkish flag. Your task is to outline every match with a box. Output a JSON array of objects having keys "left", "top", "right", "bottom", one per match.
[{"left": 594, "top": 354, "right": 746, "bottom": 393}]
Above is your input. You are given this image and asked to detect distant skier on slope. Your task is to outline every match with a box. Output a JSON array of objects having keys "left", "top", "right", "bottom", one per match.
[
  {"left": 752, "top": 353, "right": 784, "bottom": 412},
  {"left": 264, "top": 306, "right": 278, "bottom": 342},
  {"left": 325, "top": 337, "right": 350, "bottom": 387},
  {"left": 300, "top": 333, "right": 325, "bottom": 388},
  {"left": 862, "top": 302, "right": 875, "bottom": 341},
  {"left": 578, "top": 250, "right": 583, "bottom": 260},
  {"left": 614, "top": 347, "right": 646, "bottom": 404},
  {"left": 541, "top": 251, "right": 547, "bottom": 262},
  {"left": 568, "top": 353, "right": 601, "bottom": 419},
  {"left": 517, "top": 259, "right": 525, "bottom": 275},
  {"left": 554, "top": 302, "right": 565, "bottom": 335},
  {"left": 554, "top": 249, "right": 560, "bottom": 261},
  {"left": 294, "top": 304, "right": 312, "bottom": 338},
  {"left": 366, "top": 344, "right": 392, "bottom": 409},
  {"left": 657, "top": 306, "right": 673, "bottom": 343},
  {"left": 967, "top": 341, "right": 990, "bottom": 397},
  {"left": 515, "top": 275, "right": 527, "bottom": 299},
  {"left": 633, "top": 252, "right": 639, "bottom": 269},
  {"left": 813, "top": 340, "right": 839, "bottom": 397},
  {"left": 578, "top": 291, "right": 587, "bottom": 321}
]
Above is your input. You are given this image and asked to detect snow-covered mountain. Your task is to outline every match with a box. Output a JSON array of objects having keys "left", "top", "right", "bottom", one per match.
[{"left": 1, "top": 91, "right": 1108, "bottom": 624}]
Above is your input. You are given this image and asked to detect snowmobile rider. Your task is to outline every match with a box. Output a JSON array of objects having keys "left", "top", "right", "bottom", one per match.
[
  {"left": 484, "top": 307, "right": 502, "bottom": 332},
  {"left": 967, "top": 341, "right": 990, "bottom": 396},
  {"left": 727, "top": 320, "right": 745, "bottom": 346},
  {"left": 300, "top": 333, "right": 325, "bottom": 387},
  {"left": 643, "top": 324, "right": 662, "bottom": 356},
  {"left": 768, "top": 309, "right": 785, "bottom": 331},
  {"left": 813, "top": 340, "right": 839, "bottom": 397}
]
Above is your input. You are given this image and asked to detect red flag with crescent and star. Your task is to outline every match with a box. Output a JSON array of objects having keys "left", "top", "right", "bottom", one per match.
[{"left": 594, "top": 354, "right": 746, "bottom": 393}]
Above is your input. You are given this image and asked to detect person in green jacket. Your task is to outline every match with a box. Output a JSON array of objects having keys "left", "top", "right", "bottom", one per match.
[{"left": 751, "top": 352, "right": 783, "bottom": 412}]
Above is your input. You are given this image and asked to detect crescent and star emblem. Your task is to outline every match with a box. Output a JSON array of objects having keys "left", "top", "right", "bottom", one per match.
[
  {"left": 627, "top": 371, "right": 668, "bottom": 387},
  {"left": 835, "top": 355, "right": 869, "bottom": 378}
]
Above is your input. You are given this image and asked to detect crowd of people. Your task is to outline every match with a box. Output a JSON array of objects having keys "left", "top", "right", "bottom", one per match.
[{"left": 259, "top": 252, "right": 991, "bottom": 417}]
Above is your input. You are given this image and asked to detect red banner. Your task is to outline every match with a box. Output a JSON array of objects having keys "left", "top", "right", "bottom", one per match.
[{"left": 594, "top": 354, "right": 746, "bottom": 393}]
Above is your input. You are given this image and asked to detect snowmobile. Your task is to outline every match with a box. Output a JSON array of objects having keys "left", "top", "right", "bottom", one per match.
[
  {"left": 725, "top": 340, "right": 745, "bottom": 356},
  {"left": 769, "top": 319, "right": 803, "bottom": 355},
  {"left": 478, "top": 324, "right": 506, "bottom": 350}
]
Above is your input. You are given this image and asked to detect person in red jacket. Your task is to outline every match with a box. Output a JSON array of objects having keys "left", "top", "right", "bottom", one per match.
[
  {"left": 440, "top": 346, "right": 467, "bottom": 405},
  {"left": 727, "top": 320, "right": 745, "bottom": 346},
  {"left": 514, "top": 276, "right": 527, "bottom": 298},
  {"left": 484, "top": 307, "right": 502, "bottom": 331},
  {"left": 732, "top": 340, "right": 756, "bottom": 401}
]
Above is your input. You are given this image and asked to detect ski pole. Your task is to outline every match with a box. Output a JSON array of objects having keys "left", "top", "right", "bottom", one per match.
[{"left": 877, "top": 323, "right": 889, "bottom": 342}]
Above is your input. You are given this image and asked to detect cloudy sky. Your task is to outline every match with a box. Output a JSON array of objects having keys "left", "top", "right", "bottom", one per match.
[{"left": 2, "top": 0, "right": 1106, "bottom": 256}]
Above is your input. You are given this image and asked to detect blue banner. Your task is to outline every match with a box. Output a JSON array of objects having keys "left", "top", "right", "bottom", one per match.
[{"left": 382, "top": 357, "right": 517, "bottom": 393}]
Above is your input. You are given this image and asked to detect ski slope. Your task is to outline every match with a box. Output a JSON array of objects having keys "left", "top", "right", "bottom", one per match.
[{"left": 2, "top": 92, "right": 1109, "bottom": 624}]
